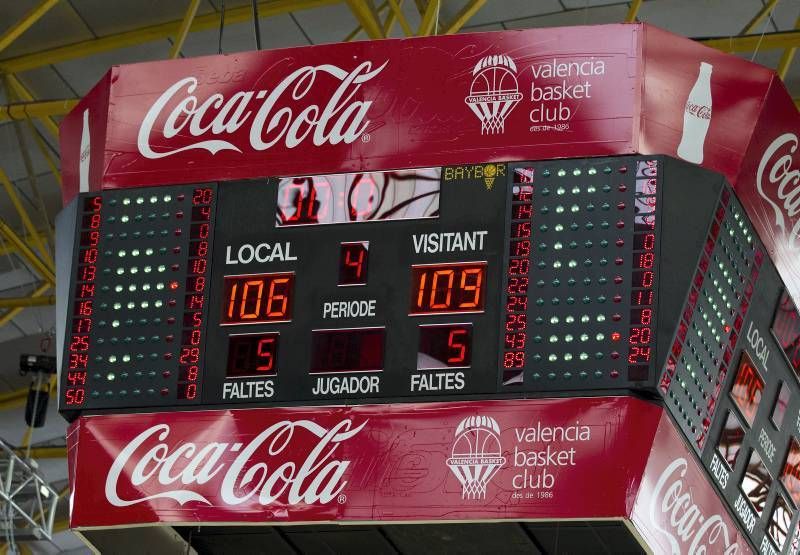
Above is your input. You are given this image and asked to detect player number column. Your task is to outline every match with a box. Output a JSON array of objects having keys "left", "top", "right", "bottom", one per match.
[{"left": 502, "top": 169, "right": 534, "bottom": 385}]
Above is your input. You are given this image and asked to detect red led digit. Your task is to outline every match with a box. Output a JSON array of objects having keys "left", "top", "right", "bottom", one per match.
[
  {"left": 184, "top": 312, "right": 203, "bottom": 327},
  {"left": 637, "top": 252, "right": 655, "bottom": 269},
  {"left": 69, "top": 353, "right": 88, "bottom": 369},
  {"left": 186, "top": 294, "right": 204, "bottom": 310},
  {"left": 89, "top": 213, "right": 101, "bottom": 229},
  {"left": 506, "top": 295, "right": 528, "bottom": 312},
  {"left": 410, "top": 263, "right": 487, "bottom": 314},
  {"left": 417, "top": 325, "right": 472, "bottom": 369},
  {"left": 84, "top": 196, "right": 102, "bottom": 212},
  {"left": 339, "top": 242, "right": 369, "bottom": 285},
  {"left": 182, "top": 329, "right": 202, "bottom": 346},
  {"left": 222, "top": 273, "right": 294, "bottom": 324},
  {"left": 508, "top": 258, "right": 530, "bottom": 275},
  {"left": 503, "top": 351, "right": 525, "bottom": 368},
  {"left": 72, "top": 318, "right": 92, "bottom": 333},
  {"left": 190, "top": 223, "right": 210, "bottom": 240},
  {"left": 82, "top": 248, "right": 98, "bottom": 264},
  {"left": 78, "top": 283, "right": 95, "bottom": 298},
  {"left": 266, "top": 278, "right": 290, "bottom": 317},
  {"left": 430, "top": 270, "right": 455, "bottom": 309},
  {"left": 191, "top": 258, "right": 207, "bottom": 275},
  {"left": 69, "top": 335, "right": 89, "bottom": 352},
  {"left": 190, "top": 241, "right": 209, "bottom": 257},
  {"left": 512, "top": 222, "right": 531, "bottom": 238},
  {"left": 446, "top": 329, "right": 468, "bottom": 364},
  {"left": 79, "top": 265, "right": 96, "bottom": 282},
  {"left": 65, "top": 388, "right": 85, "bottom": 406},
  {"left": 629, "top": 327, "right": 652, "bottom": 345},
  {"left": 640, "top": 308, "right": 652, "bottom": 325},
  {"left": 192, "top": 187, "right": 213, "bottom": 205},
  {"left": 505, "top": 313, "right": 527, "bottom": 332},
  {"left": 67, "top": 371, "right": 87, "bottom": 385},
  {"left": 512, "top": 204, "right": 532, "bottom": 220},
  {"left": 191, "top": 205, "right": 212, "bottom": 220},
  {"left": 510, "top": 240, "right": 530, "bottom": 257},
  {"left": 179, "top": 347, "right": 200, "bottom": 364},
  {"left": 504, "top": 332, "right": 526, "bottom": 349}
]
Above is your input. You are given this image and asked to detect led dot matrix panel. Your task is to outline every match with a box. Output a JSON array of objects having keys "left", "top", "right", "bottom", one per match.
[{"left": 500, "top": 159, "right": 661, "bottom": 391}]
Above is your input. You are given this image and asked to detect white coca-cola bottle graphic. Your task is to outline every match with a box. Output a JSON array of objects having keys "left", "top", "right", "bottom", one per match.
[
  {"left": 79, "top": 109, "right": 90, "bottom": 192},
  {"left": 677, "top": 62, "right": 713, "bottom": 164}
]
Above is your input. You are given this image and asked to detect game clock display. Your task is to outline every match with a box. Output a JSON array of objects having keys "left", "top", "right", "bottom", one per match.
[{"left": 59, "top": 156, "right": 667, "bottom": 413}]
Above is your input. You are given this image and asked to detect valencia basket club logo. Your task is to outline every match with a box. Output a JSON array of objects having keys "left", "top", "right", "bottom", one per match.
[
  {"left": 446, "top": 415, "right": 506, "bottom": 499},
  {"left": 465, "top": 55, "right": 523, "bottom": 135}
]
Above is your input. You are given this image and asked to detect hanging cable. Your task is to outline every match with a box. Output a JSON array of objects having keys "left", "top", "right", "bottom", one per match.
[
  {"left": 218, "top": 0, "right": 226, "bottom": 54},
  {"left": 252, "top": 0, "right": 262, "bottom": 50}
]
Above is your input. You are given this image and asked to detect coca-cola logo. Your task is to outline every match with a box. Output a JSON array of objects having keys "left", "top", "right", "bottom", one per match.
[
  {"left": 686, "top": 101, "right": 712, "bottom": 120},
  {"left": 104, "top": 419, "right": 367, "bottom": 507},
  {"left": 137, "top": 60, "right": 388, "bottom": 159},
  {"left": 757, "top": 133, "right": 800, "bottom": 250},
  {"left": 648, "top": 458, "right": 741, "bottom": 554}
]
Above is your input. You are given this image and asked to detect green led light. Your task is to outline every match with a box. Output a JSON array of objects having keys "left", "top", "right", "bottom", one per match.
[
  {"left": 571, "top": 186, "right": 580, "bottom": 194},
  {"left": 549, "top": 335, "right": 558, "bottom": 343},
  {"left": 548, "top": 354, "right": 557, "bottom": 362},
  {"left": 145, "top": 248, "right": 154, "bottom": 255},
  {"left": 128, "top": 284, "right": 136, "bottom": 291},
  {"left": 127, "top": 301, "right": 135, "bottom": 309},
  {"left": 121, "top": 215, "right": 130, "bottom": 223},
  {"left": 115, "top": 285, "right": 123, "bottom": 292},
  {"left": 113, "top": 302, "right": 122, "bottom": 310},
  {"left": 573, "top": 168, "right": 581, "bottom": 176},
  {"left": 116, "top": 267, "right": 124, "bottom": 275},
  {"left": 587, "top": 185, "right": 596, "bottom": 193},
  {"left": 554, "top": 242, "right": 563, "bottom": 250},
  {"left": 141, "top": 301, "right": 149, "bottom": 308},
  {"left": 550, "top": 316, "right": 559, "bottom": 324},
  {"left": 553, "top": 261, "right": 562, "bottom": 269},
  {"left": 158, "top": 265, "right": 166, "bottom": 272},
  {"left": 154, "top": 300, "right": 163, "bottom": 308},
  {"left": 596, "top": 333, "right": 605, "bottom": 341},
  {"left": 163, "top": 194, "right": 172, "bottom": 202},
  {"left": 556, "top": 187, "right": 565, "bottom": 195},
  {"left": 142, "top": 283, "right": 151, "bottom": 291},
  {"left": 132, "top": 249, "right": 140, "bottom": 256},
  {"left": 108, "top": 355, "right": 117, "bottom": 363},
  {"left": 144, "top": 266, "right": 152, "bottom": 273},
  {"left": 566, "top": 297, "right": 575, "bottom": 304},
  {"left": 586, "top": 203, "right": 595, "bottom": 211},
  {"left": 565, "top": 315, "right": 575, "bottom": 323},
  {"left": 156, "top": 283, "right": 165, "bottom": 290},
  {"left": 130, "top": 267, "right": 138, "bottom": 274},
  {"left": 570, "top": 204, "right": 579, "bottom": 213},
  {"left": 123, "top": 198, "right": 131, "bottom": 205},
  {"left": 568, "top": 260, "right": 577, "bottom": 268},
  {"left": 554, "top": 224, "right": 563, "bottom": 231},
  {"left": 540, "top": 188, "right": 550, "bottom": 196},
  {"left": 122, "top": 354, "right": 131, "bottom": 362},
  {"left": 564, "top": 353, "right": 573, "bottom": 361},
  {"left": 150, "top": 195, "right": 158, "bottom": 204},
  {"left": 555, "top": 205, "right": 564, "bottom": 213},
  {"left": 537, "top": 261, "right": 546, "bottom": 269},
  {"left": 136, "top": 197, "right": 144, "bottom": 205},
  {"left": 565, "top": 334, "right": 574, "bottom": 343},
  {"left": 585, "top": 222, "right": 594, "bottom": 230},
  {"left": 596, "top": 314, "right": 606, "bottom": 322},
  {"left": 557, "top": 169, "right": 566, "bottom": 177},
  {"left": 118, "top": 250, "right": 126, "bottom": 257},
  {"left": 581, "top": 315, "right": 590, "bottom": 323},
  {"left": 107, "top": 372, "right": 115, "bottom": 381},
  {"left": 580, "top": 334, "right": 589, "bottom": 342}
]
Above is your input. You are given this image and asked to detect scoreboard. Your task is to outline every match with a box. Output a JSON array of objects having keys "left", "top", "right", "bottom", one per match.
[
  {"left": 59, "top": 155, "right": 673, "bottom": 412},
  {"left": 58, "top": 154, "right": 800, "bottom": 551}
]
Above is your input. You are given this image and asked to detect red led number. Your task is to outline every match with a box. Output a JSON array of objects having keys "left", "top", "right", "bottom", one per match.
[
  {"left": 410, "top": 263, "right": 486, "bottom": 315},
  {"left": 222, "top": 273, "right": 294, "bottom": 324},
  {"left": 65, "top": 388, "right": 85, "bottom": 406},
  {"left": 192, "top": 187, "right": 213, "bottom": 205}
]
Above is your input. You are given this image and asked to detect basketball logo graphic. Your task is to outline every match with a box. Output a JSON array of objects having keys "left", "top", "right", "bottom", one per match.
[
  {"left": 446, "top": 415, "right": 506, "bottom": 500},
  {"left": 465, "top": 55, "right": 523, "bottom": 134}
]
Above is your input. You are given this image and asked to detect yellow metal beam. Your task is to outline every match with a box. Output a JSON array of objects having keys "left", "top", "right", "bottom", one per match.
[
  {"left": 0, "top": 168, "right": 54, "bottom": 269},
  {"left": 345, "top": 0, "right": 385, "bottom": 39},
  {"left": 442, "top": 0, "right": 486, "bottom": 34},
  {"left": 0, "top": 0, "right": 341, "bottom": 74},
  {"left": 0, "top": 99, "right": 77, "bottom": 122},
  {"left": 0, "top": 220, "right": 55, "bottom": 285},
  {"left": 741, "top": 0, "right": 779, "bottom": 34},
  {"left": 625, "top": 0, "right": 643, "bottom": 23},
  {"left": 0, "top": 0, "right": 60, "bottom": 55},
  {"left": 344, "top": 1, "right": 388, "bottom": 42},
  {"left": 0, "top": 229, "right": 50, "bottom": 257},
  {"left": 417, "top": 0, "right": 439, "bottom": 36},
  {"left": 15, "top": 446, "right": 66, "bottom": 459},
  {"left": 777, "top": 15, "right": 800, "bottom": 79},
  {"left": 0, "top": 295, "right": 54, "bottom": 308},
  {"left": 387, "top": 0, "right": 412, "bottom": 37},
  {"left": 4, "top": 75, "right": 60, "bottom": 139},
  {"left": 702, "top": 30, "right": 800, "bottom": 53},
  {"left": 0, "top": 387, "right": 29, "bottom": 411},
  {"left": 0, "top": 282, "right": 50, "bottom": 327},
  {"left": 169, "top": 0, "right": 202, "bottom": 59}
]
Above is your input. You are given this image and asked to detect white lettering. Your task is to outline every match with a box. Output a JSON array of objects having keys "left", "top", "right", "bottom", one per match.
[{"left": 757, "top": 133, "right": 800, "bottom": 250}]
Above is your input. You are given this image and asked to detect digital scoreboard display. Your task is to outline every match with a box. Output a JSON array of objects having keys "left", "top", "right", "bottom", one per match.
[{"left": 59, "top": 158, "right": 667, "bottom": 412}]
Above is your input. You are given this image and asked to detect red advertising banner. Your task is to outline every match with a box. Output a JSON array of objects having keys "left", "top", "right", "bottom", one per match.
[
  {"left": 68, "top": 396, "right": 661, "bottom": 528},
  {"left": 631, "top": 412, "right": 753, "bottom": 555},
  {"left": 60, "top": 24, "right": 639, "bottom": 196}
]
